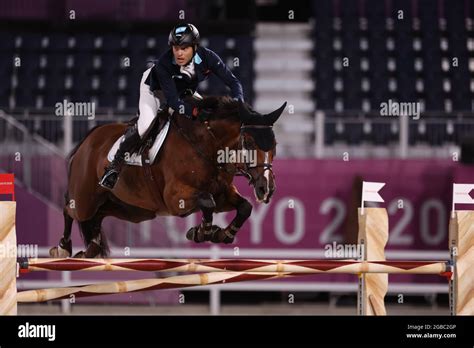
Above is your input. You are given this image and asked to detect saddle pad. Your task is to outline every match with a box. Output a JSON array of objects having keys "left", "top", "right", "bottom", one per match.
[{"left": 106, "top": 121, "right": 170, "bottom": 166}]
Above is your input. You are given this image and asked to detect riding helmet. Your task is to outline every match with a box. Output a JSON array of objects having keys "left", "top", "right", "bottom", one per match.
[{"left": 168, "top": 23, "right": 200, "bottom": 47}]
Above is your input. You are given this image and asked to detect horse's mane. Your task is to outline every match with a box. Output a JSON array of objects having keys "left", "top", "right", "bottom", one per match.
[{"left": 190, "top": 96, "right": 242, "bottom": 122}]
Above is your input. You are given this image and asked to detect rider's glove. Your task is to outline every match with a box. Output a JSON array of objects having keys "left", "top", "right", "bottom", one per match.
[{"left": 192, "top": 107, "right": 212, "bottom": 122}]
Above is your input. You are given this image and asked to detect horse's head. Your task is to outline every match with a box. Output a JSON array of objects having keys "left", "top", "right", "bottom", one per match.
[{"left": 237, "top": 101, "right": 286, "bottom": 203}]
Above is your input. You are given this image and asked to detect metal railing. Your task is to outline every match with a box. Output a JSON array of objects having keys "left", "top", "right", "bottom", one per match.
[
  {"left": 5, "top": 107, "right": 474, "bottom": 160},
  {"left": 4, "top": 107, "right": 135, "bottom": 155},
  {"left": 314, "top": 110, "right": 474, "bottom": 159},
  {"left": 0, "top": 110, "right": 68, "bottom": 207}
]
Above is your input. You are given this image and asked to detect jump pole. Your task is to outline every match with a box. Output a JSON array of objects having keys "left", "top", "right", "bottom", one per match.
[
  {"left": 16, "top": 271, "right": 297, "bottom": 303},
  {"left": 1, "top": 201, "right": 474, "bottom": 315},
  {"left": 0, "top": 203, "right": 391, "bottom": 315},
  {"left": 19, "top": 258, "right": 449, "bottom": 274}
]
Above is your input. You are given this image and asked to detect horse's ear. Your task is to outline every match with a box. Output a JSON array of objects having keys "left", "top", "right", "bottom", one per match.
[{"left": 264, "top": 102, "right": 287, "bottom": 125}]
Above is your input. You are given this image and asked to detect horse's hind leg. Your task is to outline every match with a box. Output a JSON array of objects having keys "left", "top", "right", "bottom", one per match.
[
  {"left": 74, "top": 214, "right": 107, "bottom": 258},
  {"left": 49, "top": 205, "right": 74, "bottom": 257},
  {"left": 74, "top": 197, "right": 157, "bottom": 258}
]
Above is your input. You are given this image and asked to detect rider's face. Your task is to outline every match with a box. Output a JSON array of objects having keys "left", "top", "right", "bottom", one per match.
[{"left": 172, "top": 45, "right": 194, "bottom": 66}]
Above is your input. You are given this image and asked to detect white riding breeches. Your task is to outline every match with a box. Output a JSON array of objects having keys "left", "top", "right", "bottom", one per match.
[{"left": 137, "top": 67, "right": 162, "bottom": 138}]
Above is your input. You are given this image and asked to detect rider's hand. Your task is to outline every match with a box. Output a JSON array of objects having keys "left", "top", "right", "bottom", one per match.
[{"left": 192, "top": 107, "right": 212, "bottom": 122}]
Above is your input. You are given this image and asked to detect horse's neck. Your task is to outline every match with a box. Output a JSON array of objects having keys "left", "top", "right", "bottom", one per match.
[
  {"left": 169, "top": 118, "right": 240, "bottom": 162},
  {"left": 208, "top": 119, "right": 241, "bottom": 151}
]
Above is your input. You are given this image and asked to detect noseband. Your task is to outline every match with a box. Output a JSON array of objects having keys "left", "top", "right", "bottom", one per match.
[
  {"left": 173, "top": 116, "right": 275, "bottom": 186},
  {"left": 238, "top": 125, "right": 275, "bottom": 186}
]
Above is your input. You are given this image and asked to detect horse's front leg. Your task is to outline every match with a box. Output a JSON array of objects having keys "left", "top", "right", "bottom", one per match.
[
  {"left": 211, "top": 189, "right": 252, "bottom": 244},
  {"left": 186, "top": 192, "right": 218, "bottom": 243}
]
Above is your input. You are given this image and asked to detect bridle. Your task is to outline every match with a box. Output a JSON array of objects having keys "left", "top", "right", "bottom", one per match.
[
  {"left": 172, "top": 116, "right": 275, "bottom": 187},
  {"left": 236, "top": 124, "right": 275, "bottom": 186}
]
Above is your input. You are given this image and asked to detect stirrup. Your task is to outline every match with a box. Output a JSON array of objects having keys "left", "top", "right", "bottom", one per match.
[{"left": 99, "top": 169, "right": 119, "bottom": 189}]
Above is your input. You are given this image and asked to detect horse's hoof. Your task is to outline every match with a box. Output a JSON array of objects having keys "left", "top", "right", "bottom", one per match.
[
  {"left": 73, "top": 251, "right": 86, "bottom": 258},
  {"left": 49, "top": 246, "right": 71, "bottom": 258},
  {"left": 203, "top": 225, "right": 220, "bottom": 242},
  {"left": 82, "top": 242, "right": 103, "bottom": 258},
  {"left": 186, "top": 226, "right": 202, "bottom": 243},
  {"left": 49, "top": 237, "right": 72, "bottom": 258},
  {"left": 211, "top": 227, "right": 235, "bottom": 244},
  {"left": 186, "top": 225, "right": 220, "bottom": 243}
]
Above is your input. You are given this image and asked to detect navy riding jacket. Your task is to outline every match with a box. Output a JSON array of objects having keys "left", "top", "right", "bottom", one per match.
[{"left": 144, "top": 46, "right": 244, "bottom": 116}]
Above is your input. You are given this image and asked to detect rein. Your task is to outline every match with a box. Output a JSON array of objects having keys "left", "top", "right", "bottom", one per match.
[
  {"left": 171, "top": 115, "right": 274, "bottom": 185},
  {"left": 171, "top": 116, "right": 220, "bottom": 169},
  {"left": 239, "top": 125, "right": 275, "bottom": 185}
]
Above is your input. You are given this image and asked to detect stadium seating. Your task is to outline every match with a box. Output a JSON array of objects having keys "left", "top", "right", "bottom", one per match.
[
  {"left": 0, "top": 27, "right": 254, "bottom": 142},
  {"left": 311, "top": 0, "right": 473, "bottom": 145}
]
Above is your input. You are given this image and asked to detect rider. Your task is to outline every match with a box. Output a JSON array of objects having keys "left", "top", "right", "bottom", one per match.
[{"left": 99, "top": 23, "right": 245, "bottom": 189}]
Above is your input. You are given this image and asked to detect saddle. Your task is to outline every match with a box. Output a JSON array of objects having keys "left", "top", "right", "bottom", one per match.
[
  {"left": 107, "top": 91, "right": 207, "bottom": 166},
  {"left": 106, "top": 110, "right": 170, "bottom": 167},
  {"left": 128, "top": 111, "right": 168, "bottom": 158}
]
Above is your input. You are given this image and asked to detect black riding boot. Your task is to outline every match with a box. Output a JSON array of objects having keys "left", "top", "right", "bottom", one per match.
[{"left": 99, "top": 126, "right": 141, "bottom": 189}]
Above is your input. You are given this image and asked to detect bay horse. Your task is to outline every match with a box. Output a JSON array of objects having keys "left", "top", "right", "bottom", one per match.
[{"left": 50, "top": 96, "right": 286, "bottom": 258}]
